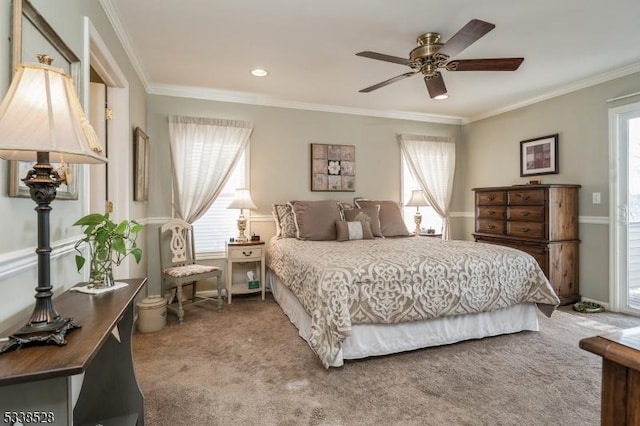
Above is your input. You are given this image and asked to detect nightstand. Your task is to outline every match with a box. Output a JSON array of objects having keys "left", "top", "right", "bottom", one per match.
[
  {"left": 417, "top": 233, "right": 442, "bottom": 238},
  {"left": 225, "top": 241, "right": 265, "bottom": 304}
]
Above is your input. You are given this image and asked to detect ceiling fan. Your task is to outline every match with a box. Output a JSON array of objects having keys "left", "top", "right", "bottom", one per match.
[{"left": 356, "top": 19, "right": 524, "bottom": 99}]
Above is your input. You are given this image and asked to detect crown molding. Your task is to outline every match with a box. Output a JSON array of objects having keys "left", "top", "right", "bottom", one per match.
[
  {"left": 466, "top": 61, "right": 640, "bottom": 123},
  {"left": 147, "top": 83, "right": 464, "bottom": 125},
  {"left": 99, "top": 0, "right": 151, "bottom": 91}
]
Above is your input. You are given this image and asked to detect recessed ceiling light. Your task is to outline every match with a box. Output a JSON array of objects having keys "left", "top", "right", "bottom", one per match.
[
  {"left": 434, "top": 94, "right": 448, "bottom": 100},
  {"left": 251, "top": 68, "right": 269, "bottom": 77}
]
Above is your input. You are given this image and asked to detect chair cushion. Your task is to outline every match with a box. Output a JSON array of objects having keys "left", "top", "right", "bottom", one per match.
[{"left": 163, "top": 264, "right": 220, "bottom": 278}]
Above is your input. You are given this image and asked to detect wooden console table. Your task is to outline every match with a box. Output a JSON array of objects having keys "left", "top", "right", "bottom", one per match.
[
  {"left": 0, "top": 278, "right": 146, "bottom": 426},
  {"left": 580, "top": 326, "right": 640, "bottom": 425}
]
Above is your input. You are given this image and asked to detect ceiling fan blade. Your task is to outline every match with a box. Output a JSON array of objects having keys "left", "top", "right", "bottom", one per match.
[
  {"left": 356, "top": 51, "right": 413, "bottom": 66},
  {"left": 437, "top": 19, "right": 495, "bottom": 58},
  {"left": 424, "top": 73, "right": 447, "bottom": 99},
  {"left": 447, "top": 58, "right": 524, "bottom": 71},
  {"left": 359, "top": 72, "right": 417, "bottom": 93}
]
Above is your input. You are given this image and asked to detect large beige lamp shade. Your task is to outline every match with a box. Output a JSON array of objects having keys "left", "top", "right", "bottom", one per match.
[
  {"left": 0, "top": 58, "right": 106, "bottom": 354},
  {"left": 0, "top": 62, "right": 105, "bottom": 163},
  {"left": 228, "top": 188, "right": 257, "bottom": 243}
]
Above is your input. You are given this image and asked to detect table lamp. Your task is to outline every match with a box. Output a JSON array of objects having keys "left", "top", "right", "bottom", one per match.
[
  {"left": 227, "top": 188, "right": 256, "bottom": 243},
  {"left": 405, "top": 189, "right": 428, "bottom": 235},
  {"left": 0, "top": 56, "right": 107, "bottom": 353}
]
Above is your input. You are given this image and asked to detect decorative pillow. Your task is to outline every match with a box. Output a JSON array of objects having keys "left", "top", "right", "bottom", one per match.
[
  {"left": 271, "top": 204, "right": 297, "bottom": 238},
  {"left": 338, "top": 202, "right": 355, "bottom": 220},
  {"left": 289, "top": 200, "right": 341, "bottom": 241},
  {"left": 335, "top": 220, "right": 374, "bottom": 241},
  {"left": 344, "top": 205, "right": 383, "bottom": 237},
  {"left": 355, "top": 199, "right": 411, "bottom": 237}
]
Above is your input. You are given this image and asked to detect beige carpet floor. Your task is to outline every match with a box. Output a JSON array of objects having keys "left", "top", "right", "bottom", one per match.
[{"left": 132, "top": 295, "right": 640, "bottom": 426}]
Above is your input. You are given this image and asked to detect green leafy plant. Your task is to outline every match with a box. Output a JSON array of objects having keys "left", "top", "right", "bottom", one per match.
[{"left": 73, "top": 212, "right": 143, "bottom": 274}]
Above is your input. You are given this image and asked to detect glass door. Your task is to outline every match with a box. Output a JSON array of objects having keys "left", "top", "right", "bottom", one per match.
[{"left": 612, "top": 102, "right": 640, "bottom": 315}]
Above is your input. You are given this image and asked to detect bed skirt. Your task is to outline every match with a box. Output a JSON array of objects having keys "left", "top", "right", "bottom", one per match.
[{"left": 267, "top": 269, "right": 540, "bottom": 367}]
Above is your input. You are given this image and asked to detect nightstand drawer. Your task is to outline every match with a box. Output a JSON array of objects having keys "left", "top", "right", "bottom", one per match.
[{"left": 229, "top": 247, "right": 263, "bottom": 260}]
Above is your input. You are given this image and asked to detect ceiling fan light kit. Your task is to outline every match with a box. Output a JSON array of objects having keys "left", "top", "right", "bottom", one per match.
[{"left": 356, "top": 19, "right": 524, "bottom": 99}]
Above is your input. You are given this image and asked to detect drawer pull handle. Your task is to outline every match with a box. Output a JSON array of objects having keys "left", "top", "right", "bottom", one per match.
[
  {"left": 487, "top": 210, "right": 495, "bottom": 215},
  {"left": 520, "top": 227, "right": 530, "bottom": 233},
  {"left": 518, "top": 193, "right": 530, "bottom": 200},
  {"left": 487, "top": 195, "right": 495, "bottom": 201},
  {"left": 486, "top": 224, "right": 495, "bottom": 229},
  {"left": 520, "top": 211, "right": 530, "bottom": 216},
  {"left": 242, "top": 251, "right": 253, "bottom": 256}
]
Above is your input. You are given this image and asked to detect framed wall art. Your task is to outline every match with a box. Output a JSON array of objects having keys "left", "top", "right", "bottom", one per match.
[
  {"left": 520, "top": 134, "right": 559, "bottom": 177},
  {"left": 310, "top": 143, "right": 355, "bottom": 192},
  {"left": 7, "top": 0, "right": 82, "bottom": 199},
  {"left": 134, "top": 127, "right": 150, "bottom": 201}
]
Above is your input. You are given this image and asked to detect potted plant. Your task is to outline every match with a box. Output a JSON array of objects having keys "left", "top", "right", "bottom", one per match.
[{"left": 73, "top": 212, "right": 143, "bottom": 288}]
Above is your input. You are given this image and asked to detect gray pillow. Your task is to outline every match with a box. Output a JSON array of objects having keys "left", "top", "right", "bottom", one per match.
[
  {"left": 355, "top": 200, "right": 410, "bottom": 237},
  {"left": 289, "top": 200, "right": 341, "bottom": 241},
  {"left": 344, "top": 205, "right": 383, "bottom": 237},
  {"left": 335, "top": 220, "right": 374, "bottom": 241}
]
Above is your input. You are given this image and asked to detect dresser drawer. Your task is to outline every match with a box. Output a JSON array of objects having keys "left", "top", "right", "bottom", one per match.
[
  {"left": 477, "top": 206, "right": 506, "bottom": 220},
  {"left": 507, "top": 221, "right": 545, "bottom": 239},
  {"left": 229, "top": 247, "right": 263, "bottom": 260},
  {"left": 476, "top": 219, "right": 506, "bottom": 235},
  {"left": 507, "top": 206, "right": 545, "bottom": 222},
  {"left": 507, "top": 189, "right": 545, "bottom": 205},
  {"left": 476, "top": 191, "right": 506, "bottom": 206}
]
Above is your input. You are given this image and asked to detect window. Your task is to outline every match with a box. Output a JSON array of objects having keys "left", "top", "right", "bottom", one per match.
[
  {"left": 193, "top": 150, "right": 249, "bottom": 257},
  {"left": 401, "top": 153, "right": 443, "bottom": 233}
]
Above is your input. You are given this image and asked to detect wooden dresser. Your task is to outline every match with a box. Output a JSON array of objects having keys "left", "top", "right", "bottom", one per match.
[{"left": 472, "top": 184, "right": 580, "bottom": 305}]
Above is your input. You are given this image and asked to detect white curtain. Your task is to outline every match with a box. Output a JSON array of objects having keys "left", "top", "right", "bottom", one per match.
[
  {"left": 168, "top": 116, "right": 253, "bottom": 223},
  {"left": 398, "top": 134, "right": 456, "bottom": 239}
]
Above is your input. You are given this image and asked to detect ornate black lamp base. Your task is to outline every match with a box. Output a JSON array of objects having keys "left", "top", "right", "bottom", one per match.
[
  {"left": 0, "top": 152, "right": 83, "bottom": 356},
  {"left": 0, "top": 317, "right": 80, "bottom": 354}
]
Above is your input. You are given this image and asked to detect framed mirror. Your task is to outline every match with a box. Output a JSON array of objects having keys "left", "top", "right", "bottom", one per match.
[{"left": 12, "top": 0, "right": 80, "bottom": 88}]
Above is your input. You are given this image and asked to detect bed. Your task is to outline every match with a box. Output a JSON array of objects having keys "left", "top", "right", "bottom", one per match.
[{"left": 267, "top": 200, "right": 560, "bottom": 368}]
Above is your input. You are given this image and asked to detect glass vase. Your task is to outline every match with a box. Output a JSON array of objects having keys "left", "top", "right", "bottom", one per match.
[{"left": 88, "top": 244, "right": 114, "bottom": 289}]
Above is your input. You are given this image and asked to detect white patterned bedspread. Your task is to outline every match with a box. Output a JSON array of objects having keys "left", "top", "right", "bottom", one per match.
[{"left": 266, "top": 237, "right": 559, "bottom": 367}]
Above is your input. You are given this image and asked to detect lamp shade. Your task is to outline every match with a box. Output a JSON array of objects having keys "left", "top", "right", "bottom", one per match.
[
  {"left": 405, "top": 189, "right": 428, "bottom": 207},
  {"left": 228, "top": 188, "right": 257, "bottom": 210},
  {"left": 0, "top": 62, "right": 106, "bottom": 164}
]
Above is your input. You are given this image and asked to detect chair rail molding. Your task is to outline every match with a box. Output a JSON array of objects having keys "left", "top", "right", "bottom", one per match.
[{"left": 0, "top": 237, "right": 79, "bottom": 281}]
